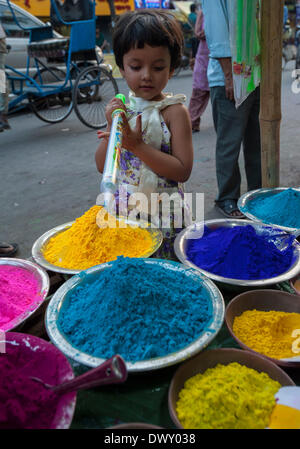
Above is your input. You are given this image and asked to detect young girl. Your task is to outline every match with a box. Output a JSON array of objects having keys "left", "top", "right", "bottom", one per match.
[{"left": 95, "top": 10, "right": 194, "bottom": 260}]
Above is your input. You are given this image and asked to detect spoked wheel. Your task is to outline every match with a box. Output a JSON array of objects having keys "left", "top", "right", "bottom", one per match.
[
  {"left": 73, "top": 65, "right": 119, "bottom": 129},
  {"left": 30, "top": 67, "right": 73, "bottom": 123}
]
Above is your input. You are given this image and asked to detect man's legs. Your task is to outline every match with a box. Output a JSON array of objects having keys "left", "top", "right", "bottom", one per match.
[
  {"left": 210, "top": 86, "right": 248, "bottom": 212},
  {"left": 243, "top": 87, "right": 262, "bottom": 192}
]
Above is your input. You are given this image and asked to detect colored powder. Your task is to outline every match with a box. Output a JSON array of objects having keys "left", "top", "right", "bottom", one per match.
[
  {"left": 57, "top": 257, "right": 214, "bottom": 361},
  {"left": 0, "top": 265, "right": 41, "bottom": 331},
  {"left": 233, "top": 309, "right": 300, "bottom": 359},
  {"left": 244, "top": 188, "right": 300, "bottom": 229},
  {"left": 186, "top": 225, "right": 295, "bottom": 280},
  {"left": 268, "top": 404, "right": 300, "bottom": 429},
  {"left": 176, "top": 362, "right": 280, "bottom": 429},
  {"left": 0, "top": 341, "right": 66, "bottom": 429},
  {"left": 42, "top": 205, "right": 155, "bottom": 270}
]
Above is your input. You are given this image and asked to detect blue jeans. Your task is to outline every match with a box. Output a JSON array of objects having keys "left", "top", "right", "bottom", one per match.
[{"left": 210, "top": 86, "right": 262, "bottom": 205}]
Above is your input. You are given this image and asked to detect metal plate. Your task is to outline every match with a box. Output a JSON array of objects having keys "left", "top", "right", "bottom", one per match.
[
  {"left": 1, "top": 332, "right": 76, "bottom": 429},
  {"left": 32, "top": 218, "right": 163, "bottom": 275},
  {"left": 0, "top": 258, "right": 50, "bottom": 331},
  {"left": 45, "top": 259, "right": 225, "bottom": 373},
  {"left": 174, "top": 219, "right": 300, "bottom": 288},
  {"left": 238, "top": 187, "right": 300, "bottom": 235}
]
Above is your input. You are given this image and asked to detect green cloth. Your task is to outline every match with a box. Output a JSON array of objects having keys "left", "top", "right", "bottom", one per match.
[{"left": 228, "top": 0, "right": 261, "bottom": 107}]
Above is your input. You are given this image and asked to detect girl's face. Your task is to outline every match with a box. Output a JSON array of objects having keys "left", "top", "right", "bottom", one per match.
[{"left": 120, "top": 44, "right": 174, "bottom": 101}]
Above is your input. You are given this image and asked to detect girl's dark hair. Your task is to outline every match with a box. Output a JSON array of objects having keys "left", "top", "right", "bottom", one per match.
[{"left": 112, "top": 10, "right": 183, "bottom": 70}]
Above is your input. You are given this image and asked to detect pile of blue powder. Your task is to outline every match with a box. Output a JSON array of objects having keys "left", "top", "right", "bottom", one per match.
[
  {"left": 57, "top": 257, "right": 214, "bottom": 361},
  {"left": 186, "top": 225, "right": 295, "bottom": 280},
  {"left": 243, "top": 188, "right": 300, "bottom": 229}
]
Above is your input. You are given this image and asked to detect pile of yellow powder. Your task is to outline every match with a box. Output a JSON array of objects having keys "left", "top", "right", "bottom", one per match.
[
  {"left": 233, "top": 309, "right": 300, "bottom": 360},
  {"left": 42, "top": 205, "right": 155, "bottom": 270},
  {"left": 176, "top": 362, "right": 280, "bottom": 429}
]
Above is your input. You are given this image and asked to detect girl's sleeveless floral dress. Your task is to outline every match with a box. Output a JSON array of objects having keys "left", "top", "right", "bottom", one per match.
[{"left": 113, "top": 93, "right": 191, "bottom": 261}]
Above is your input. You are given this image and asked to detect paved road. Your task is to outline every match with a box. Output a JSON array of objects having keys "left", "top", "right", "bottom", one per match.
[{"left": 0, "top": 62, "right": 299, "bottom": 259}]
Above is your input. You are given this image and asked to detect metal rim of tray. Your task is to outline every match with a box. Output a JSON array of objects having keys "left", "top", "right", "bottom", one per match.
[
  {"left": 0, "top": 258, "right": 50, "bottom": 331},
  {"left": 238, "top": 187, "right": 300, "bottom": 235},
  {"left": 32, "top": 218, "right": 163, "bottom": 275},
  {"left": 45, "top": 258, "right": 225, "bottom": 373},
  {"left": 174, "top": 218, "right": 300, "bottom": 287}
]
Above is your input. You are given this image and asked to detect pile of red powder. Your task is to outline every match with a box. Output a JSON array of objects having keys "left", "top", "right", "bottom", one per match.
[{"left": 0, "top": 265, "right": 41, "bottom": 330}]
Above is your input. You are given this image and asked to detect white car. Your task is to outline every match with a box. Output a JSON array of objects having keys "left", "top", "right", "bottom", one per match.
[{"left": 0, "top": 0, "right": 62, "bottom": 72}]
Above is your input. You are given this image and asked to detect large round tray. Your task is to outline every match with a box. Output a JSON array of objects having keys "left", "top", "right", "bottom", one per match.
[
  {"left": 32, "top": 218, "right": 163, "bottom": 275},
  {"left": 238, "top": 187, "right": 300, "bottom": 235},
  {"left": 45, "top": 259, "right": 225, "bottom": 373},
  {"left": 0, "top": 258, "right": 50, "bottom": 331},
  {"left": 174, "top": 219, "right": 300, "bottom": 288}
]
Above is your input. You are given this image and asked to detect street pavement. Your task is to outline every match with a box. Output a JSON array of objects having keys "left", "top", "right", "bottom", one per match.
[{"left": 0, "top": 61, "right": 299, "bottom": 260}]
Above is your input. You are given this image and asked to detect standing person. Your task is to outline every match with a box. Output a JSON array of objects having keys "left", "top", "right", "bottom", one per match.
[
  {"left": 202, "top": 0, "right": 261, "bottom": 218},
  {"left": 0, "top": 21, "right": 10, "bottom": 132},
  {"left": 188, "top": 3, "right": 200, "bottom": 59},
  {"left": 95, "top": 27, "right": 110, "bottom": 53},
  {"left": 188, "top": 8, "right": 210, "bottom": 133},
  {"left": 95, "top": 10, "right": 193, "bottom": 260}
]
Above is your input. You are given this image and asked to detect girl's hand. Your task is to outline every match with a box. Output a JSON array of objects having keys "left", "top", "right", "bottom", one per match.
[
  {"left": 105, "top": 97, "right": 127, "bottom": 128},
  {"left": 120, "top": 112, "right": 143, "bottom": 154},
  {"left": 97, "top": 111, "right": 144, "bottom": 155}
]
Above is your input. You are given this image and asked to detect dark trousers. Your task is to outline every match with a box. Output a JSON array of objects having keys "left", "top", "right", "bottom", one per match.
[{"left": 210, "top": 86, "right": 262, "bottom": 205}]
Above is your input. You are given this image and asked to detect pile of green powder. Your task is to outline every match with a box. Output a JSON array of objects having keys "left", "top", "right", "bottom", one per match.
[{"left": 57, "top": 257, "right": 214, "bottom": 361}]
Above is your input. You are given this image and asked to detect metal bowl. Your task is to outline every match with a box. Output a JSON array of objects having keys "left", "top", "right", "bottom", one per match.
[
  {"left": 1, "top": 332, "right": 76, "bottom": 429},
  {"left": 174, "top": 219, "right": 300, "bottom": 288},
  {"left": 32, "top": 218, "right": 163, "bottom": 275},
  {"left": 238, "top": 187, "right": 300, "bottom": 235},
  {"left": 45, "top": 259, "right": 225, "bottom": 373},
  {"left": 0, "top": 258, "right": 50, "bottom": 331}
]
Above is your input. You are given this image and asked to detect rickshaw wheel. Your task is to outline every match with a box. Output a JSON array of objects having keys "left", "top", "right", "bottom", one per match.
[
  {"left": 30, "top": 67, "right": 73, "bottom": 123},
  {"left": 73, "top": 65, "right": 118, "bottom": 129}
]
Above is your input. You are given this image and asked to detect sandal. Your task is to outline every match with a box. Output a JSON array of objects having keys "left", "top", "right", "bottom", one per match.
[
  {"left": 215, "top": 200, "right": 246, "bottom": 219},
  {"left": 0, "top": 242, "right": 19, "bottom": 257}
]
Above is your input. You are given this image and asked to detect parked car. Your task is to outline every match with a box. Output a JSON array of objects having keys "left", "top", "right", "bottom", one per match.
[{"left": 0, "top": 0, "right": 62, "bottom": 72}]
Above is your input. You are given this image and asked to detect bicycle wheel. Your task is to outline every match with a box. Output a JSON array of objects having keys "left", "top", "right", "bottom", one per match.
[
  {"left": 73, "top": 65, "right": 118, "bottom": 129},
  {"left": 30, "top": 67, "right": 73, "bottom": 124}
]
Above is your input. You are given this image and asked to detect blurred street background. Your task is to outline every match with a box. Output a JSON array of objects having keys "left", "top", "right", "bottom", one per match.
[{"left": 1, "top": 60, "right": 299, "bottom": 259}]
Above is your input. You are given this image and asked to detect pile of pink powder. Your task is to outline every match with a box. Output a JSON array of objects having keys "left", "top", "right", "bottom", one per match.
[{"left": 0, "top": 265, "right": 41, "bottom": 330}]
